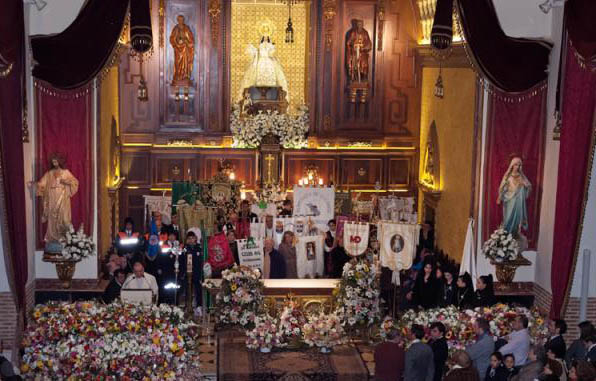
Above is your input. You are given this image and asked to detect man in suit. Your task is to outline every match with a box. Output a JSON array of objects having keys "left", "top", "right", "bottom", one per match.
[
  {"left": 103, "top": 269, "right": 126, "bottom": 304},
  {"left": 430, "top": 322, "right": 449, "bottom": 381},
  {"left": 405, "top": 324, "right": 434, "bottom": 381},
  {"left": 586, "top": 335, "right": 596, "bottom": 363},
  {"left": 466, "top": 318, "right": 495, "bottom": 378},
  {"left": 375, "top": 328, "right": 405, "bottom": 381},
  {"left": 545, "top": 319, "right": 567, "bottom": 360}
]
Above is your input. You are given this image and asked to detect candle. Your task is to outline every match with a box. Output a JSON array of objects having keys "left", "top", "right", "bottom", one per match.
[
  {"left": 318, "top": 178, "right": 323, "bottom": 186},
  {"left": 298, "top": 179, "right": 303, "bottom": 186},
  {"left": 229, "top": 172, "right": 235, "bottom": 180},
  {"left": 241, "top": 191, "right": 246, "bottom": 200},
  {"left": 187, "top": 252, "right": 192, "bottom": 273}
]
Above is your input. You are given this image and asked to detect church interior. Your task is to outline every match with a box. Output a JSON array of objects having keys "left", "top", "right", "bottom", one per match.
[{"left": 1, "top": 0, "right": 596, "bottom": 379}]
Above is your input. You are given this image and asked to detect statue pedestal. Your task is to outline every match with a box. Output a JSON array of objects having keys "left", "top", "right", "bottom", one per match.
[
  {"left": 241, "top": 87, "right": 288, "bottom": 115},
  {"left": 490, "top": 256, "right": 532, "bottom": 291},
  {"left": 347, "top": 82, "right": 369, "bottom": 103}
]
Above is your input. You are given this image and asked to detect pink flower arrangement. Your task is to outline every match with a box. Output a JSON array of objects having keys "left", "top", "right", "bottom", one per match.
[
  {"left": 245, "top": 314, "right": 283, "bottom": 351},
  {"left": 21, "top": 301, "right": 200, "bottom": 380},
  {"left": 277, "top": 301, "right": 307, "bottom": 345},
  {"left": 302, "top": 313, "right": 346, "bottom": 349}
]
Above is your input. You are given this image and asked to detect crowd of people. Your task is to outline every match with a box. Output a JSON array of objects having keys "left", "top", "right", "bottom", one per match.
[{"left": 375, "top": 318, "right": 596, "bottom": 381}]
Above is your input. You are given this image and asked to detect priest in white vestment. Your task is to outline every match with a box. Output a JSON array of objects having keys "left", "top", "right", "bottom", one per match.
[{"left": 122, "top": 261, "right": 159, "bottom": 301}]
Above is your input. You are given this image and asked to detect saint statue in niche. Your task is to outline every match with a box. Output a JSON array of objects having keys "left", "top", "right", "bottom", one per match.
[
  {"left": 497, "top": 156, "right": 531, "bottom": 242},
  {"left": 345, "top": 19, "right": 372, "bottom": 83},
  {"left": 422, "top": 142, "right": 435, "bottom": 186},
  {"left": 170, "top": 15, "right": 195, "bottom": 85},
  {"left": 36, "top": 154, "right": 79, "bottom": 243},
  {"left": 237, "top": 22, "right": 289, "bottom": 103}
]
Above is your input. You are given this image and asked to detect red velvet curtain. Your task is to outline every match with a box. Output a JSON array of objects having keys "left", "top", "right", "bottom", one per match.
[
  {"left": 35, "top": 89, "right": 93, "bottom": 248},
  {"left": 0, "top": 0, "right": 27, "bottom": 346},
  {"left": 483, "top": 91, "right": 547, "bottom": 248},
  {"left": 550, "top": 42, "right": 596, "bottom": 318}
]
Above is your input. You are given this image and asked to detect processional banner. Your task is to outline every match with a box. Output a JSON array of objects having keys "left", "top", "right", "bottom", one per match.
[
  {"left": 379, "top": 222, "right": 421, "bottom": 283},
  {"left": 143, "top": 195, "right": 172, "bottom": 225},
  {"left": 293, "top": 186, "right": 335, "bottom": 231},
  {"left": 237, "top": 238, "right": 264, "bottom": 272},
  {"left": 343, "top": 222, "right": 370, "bottom": 257},
  {"left": 296, "top": 235, "right": 324, "bottom": 279}
]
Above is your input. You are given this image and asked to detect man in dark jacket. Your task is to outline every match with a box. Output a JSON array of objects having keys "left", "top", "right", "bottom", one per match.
[
  {"left": 263, "top": 238, "right": 286, "bottom": 279},
  {"left": 430, "top": 322, "right": 449, "bottom": 381},
  {"left": 375, "top": 329, "right": 405, "bottom": 381},
  {"left": 103, "top": 269, "right": 126, "bottom": 303},
  {"left": 545, "top": 319, "right": 567, "bottom": 360},
  {"left": 405, "top": 324, "right": 435, "bottom": 381}
]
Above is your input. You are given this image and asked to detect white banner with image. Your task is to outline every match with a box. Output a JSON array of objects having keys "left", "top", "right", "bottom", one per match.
[
  {"left": 342, "top": 222, "right": 370, "bottom": 257},
  {"left": 237, "top": 238, "right": 264, "bottom": 272},
  {"left": 293, "top": 186, "right": 335, "bottom": 232}
]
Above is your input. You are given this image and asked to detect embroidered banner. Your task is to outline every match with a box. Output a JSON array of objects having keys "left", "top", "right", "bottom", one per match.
[
  {"left": 293, "top": 186, "right": 335, "bottom": 231},
  {"left": 296, "top": 235, "right": 324, "bottom": 279},
  {"left": 207, "top": 232, "right": 234, "bottom": 271},
  {"left": 343, "top": 222, "right": 370, "bottom": 257},
  {"left": 238, "top": 238, "right": 264, "bottom": 272},
  {"left": 379, "top": 222, "right": 420, "bottom": 272},
  {"left": 144, "top": 195, "right": 172, "bottom": 225}
]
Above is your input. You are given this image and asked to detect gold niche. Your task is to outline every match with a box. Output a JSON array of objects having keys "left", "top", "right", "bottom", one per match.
[{"left": 230, "top": 0, "right": 310, "bottom": 112}]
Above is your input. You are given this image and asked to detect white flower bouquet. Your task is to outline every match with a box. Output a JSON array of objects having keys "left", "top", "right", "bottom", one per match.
[
  {"left": 230, "top": 104, "right": 309, "bottom": 149},
  {"left": 302, "top": 313, "right": 345, "bottom": 349},
  {"left": 245, "top": 314, "right": 282, "bottom": 351},
  {"left": 59, "top": 224, "right": 95, "bottom": 261},
  {"left": 482, "top": 228, "right": 519, "bottom": 262},
  {"left": 277, "top": 300, "right": 307, "bottom": 346},
  {"left": 214, "top": 265, "right": 264, "bottom": 329}
]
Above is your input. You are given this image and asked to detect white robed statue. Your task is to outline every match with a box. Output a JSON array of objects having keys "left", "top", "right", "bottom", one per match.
[
  {"left": 237, "top": 36, "right": 289, "bottom": 104},
  {"left": 497, "top": 156, "right": 531, "bottom": 239}
]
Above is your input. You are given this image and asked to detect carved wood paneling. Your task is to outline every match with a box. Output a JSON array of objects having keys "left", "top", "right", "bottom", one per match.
[
  {"left": 388, "top": 157, "right": 411, "bottom": 188},
  {"left": 284, "top": 155, "right": 337, "bottom": 187},
  {"left": 121, "top": 152, "right": 151, "bottom": 185},
  {"left": 153, "top": 155, "right": 197, "bottom": 186},
  {"left": 201, "top": 152, "right": 256, "bottom": 188},
  {"left": 340, "top": 158, "right": 383, "bottom": 187}
]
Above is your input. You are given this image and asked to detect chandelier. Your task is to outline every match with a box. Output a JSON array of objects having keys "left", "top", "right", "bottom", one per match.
[{"left": 282, "top": 1, "right": 301, "bottom": 44}]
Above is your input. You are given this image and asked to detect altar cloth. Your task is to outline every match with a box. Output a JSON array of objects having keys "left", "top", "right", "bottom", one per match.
[{"left": 218, "top": 334, "right": 368, "bottom": 381}]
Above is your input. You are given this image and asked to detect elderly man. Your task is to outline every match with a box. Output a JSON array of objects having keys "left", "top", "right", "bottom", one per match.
[
  {"left": 122, "top": 261, "right": 159, "bottom": 303},
  {"left": 499, "top": 316, "right": 531, "bottom": 367},
  {"left": 263, "top": 238, "right": 286, "bottom": 279}
]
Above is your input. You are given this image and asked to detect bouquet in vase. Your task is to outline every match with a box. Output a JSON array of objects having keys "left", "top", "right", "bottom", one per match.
[
  {"left": 59, "top": 224, "right": 96, "bottom": 261},
  {"left": 482, "top": 228, "right": 519, "bottom": 262},
  {"left": 277, "top": 300, "right": 307, "bottom": 347},
  {"left": 214, "top": 265, "right": 264, "bottom": 328},
  {"left": 302, "top": 313, "right": 345, "bottom": 349},
  {"left": 245, "top": 314, "right": 282, "bottom": 352}
]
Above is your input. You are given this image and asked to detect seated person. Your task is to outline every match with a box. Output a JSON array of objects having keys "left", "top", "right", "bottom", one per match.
[
  {"left": 263, "top": 238, "right": 286, "bottom": 279},
  {"left": 114, "top": 217, "right": 144, "bottom": 257},
  {"left": 105, "top": 252, "right": 129, "bottom": 278},
  {"left": 103, "top": 269, "right": 126, "bottom": 304},
  {"left": 474, "top": 274, "right": 496, "bottom": 308},
  {"left": 122, "top": 261, "right": 159, "bottom": 303},
  {"left": 374, "top": 329, "right": 405, "bottom": 381}
]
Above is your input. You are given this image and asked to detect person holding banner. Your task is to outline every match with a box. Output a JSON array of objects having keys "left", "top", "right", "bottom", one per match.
[
  {"left": 278, "top": 231, "right": 297, "bottom": 278},
  {"left": 263, "top": 238, "right": 286, "bottom": 279}
]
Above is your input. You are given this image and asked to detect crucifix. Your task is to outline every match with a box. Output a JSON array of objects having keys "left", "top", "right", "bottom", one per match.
[{"left": 264, "top": 154, "right": 275, "bottom": 184}]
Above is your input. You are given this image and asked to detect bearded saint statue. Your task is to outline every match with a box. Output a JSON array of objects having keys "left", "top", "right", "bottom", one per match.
[
  {"left": 170, "top": 15, "right": 195, "bottom": 85},
  {"left": 497, "top": 156, "right": 532, "bottom": 239},
  {"left": 36, "top": 154, "right": 79, "bottom": 242}
]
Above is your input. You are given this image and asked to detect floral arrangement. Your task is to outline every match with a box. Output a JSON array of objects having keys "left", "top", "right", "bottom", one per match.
[
  {"left": 396, "top": 304, "right": 548, "bottom": 351},
  {"left": 230, "top": 104, "right": 309, "bottom": 149},
  {"left": 277, "top": 300, "right": 307, "bottom": 346},
  {"left": 379, "top": 316, "right": 398, "bottom": 341},
  {"left": 59, "top": 224, "right": 96, "bottom": 261},
  {"left": 333, "top": 258, "right": 381, "bottom": 328},
  {"left": 245, "top": 314, "right": 283, "bottom": 351},
  {"left": 483, "top": 228, "right": 519, "bottom": 262},
  {"left": 213, "top": 265, "right": 264, "bottom": 329},
  {"left": 302, "top": 313, "right": 346, "bottom": 349},
  {"left": 21, "top": 301, "right": 200, "bottom": 380}
]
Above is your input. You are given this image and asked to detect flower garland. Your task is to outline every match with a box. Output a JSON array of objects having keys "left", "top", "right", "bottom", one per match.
[
  {"left": 21, "top": 301, "right": 199, "bottom": 380},
  {"left": 395, "top": 304, "right": 548, "bottom": 351},
  {"left": 230, "top": 104, "right": 309, "bottom": 149},
  {"left": 59, "top": 224, "right": 96, "bottom": 261},
  {"left": 483, "top": 228, "right": 519, "bottom": 262},
  {"left": 245, "top": 314, "right": 283, "bottom": 351},
  {"left": 333, "top": 258, "right": 381, "bottom": 328},
  {"left": 213, "top": 265, "right": 264, "bottom": 329},
  {"left": 302, "top": 313, "right": 346, "bottom": 349}
]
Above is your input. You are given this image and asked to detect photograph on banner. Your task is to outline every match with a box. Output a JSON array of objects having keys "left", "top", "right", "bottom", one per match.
[
  {"left": 343, "top": 222, "right": 370, "bottom": 257},
  {"left": 238, "top": 238, "right": 264, "bottom": 272},
  {"left": 379, "top": 222, "right": 420, "bottom": 272},
  {"left": 296, "top": 235, "right": 324, "bottom": 279},
  {"left": 144, "top": 195, "right": 172, "bottom": 225},
  {"left": 293, "top": 186, "right": 335, "bottom": 231}
]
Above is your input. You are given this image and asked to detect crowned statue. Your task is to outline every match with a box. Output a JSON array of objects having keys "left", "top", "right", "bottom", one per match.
[
  {"left": 170, "top": 14, "right": 195, "bottom": 85},
  {"left": 497, "top": 156, "right": 531, "bottom": 248},
  {"left": 237, "top": 22, "right": 289, "bottom": 104},
  {"left": 36, "top": 154, "right": 79, "bottom": 243}
]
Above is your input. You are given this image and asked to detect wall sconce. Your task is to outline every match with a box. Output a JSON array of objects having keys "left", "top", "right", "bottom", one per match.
[
  {"left": 283, "top": 0, "right": 299, "bottom": 43},
  {"left": 137, "top": 78, "right": 148, "bottom": 102},
  {"left": 434, "top": 70, "right": 444, "bottom": 98},
  {"left": 229, "top": 171, "right": 236, "bottom": 181}
]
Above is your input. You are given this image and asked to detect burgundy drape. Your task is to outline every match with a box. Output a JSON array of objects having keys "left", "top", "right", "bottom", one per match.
[
  {"left": 31, "top": 0, "right": 128, "bottom": 89},
  {"left": 457, "top": 0, "right": 552, "bottom": 92},
  {"left": 550, "top": 42, "right": 596, "bottom": 318},
  {"left": 36, "top": 89, "right": 92, "bottom": 248},
  {"left": 0, "top": 0, "right": 28, "bottom": 329},
  {"left": 483, "top": 91, "right": 547, "bottom": 249},
  {"left": 566, "top": 0, "right": 596, "bottom": 65}
]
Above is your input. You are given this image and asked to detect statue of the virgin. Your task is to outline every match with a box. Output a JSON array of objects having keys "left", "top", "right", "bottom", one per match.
[
  {"left": 497, "top": 156, "right": 531, "bottom": 239},
  {"left": 237, "top": 24, "right": 289, "bottom": 104}
]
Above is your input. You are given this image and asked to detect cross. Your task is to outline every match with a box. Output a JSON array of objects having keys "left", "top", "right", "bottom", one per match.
[{"left": 265, "top": 154, "right": 275, "bottom": 184}]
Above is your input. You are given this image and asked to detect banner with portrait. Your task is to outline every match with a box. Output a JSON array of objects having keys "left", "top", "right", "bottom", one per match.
[
  {"left": 144, "top": 195, "right": 172, "bottom": 225},
  {"left": 379, "top": 222, "right": 420, "bottom": 272},
  {"left": 296, "top": 235, "right": 324, "bottom": 279},
  {"left": 273, "top": 216, "right": 294, "bottom": 246},
  {"left": 293, "top": 186, "right": 335, "bottom": 231},
  {"left": 237, "top": 238, "right": 264, "bottom": 272},
  {"left": 342, "top": 222, "right": 370, "bottom": 257}
]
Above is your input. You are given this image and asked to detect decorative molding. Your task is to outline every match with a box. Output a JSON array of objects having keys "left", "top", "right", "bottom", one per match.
[
  {"left": 323, "top": 0, "right": 337, "bottom": 52},
  {"left": 416, "top": 44, "right": 469, "bottom": 68},
  {"left": 159, "top": 0, "right": 165, "bottom": 48},
  {"left": 167, "top": 138, "right": 193, "bottom": 146},
  {"left": 208, "top": 0, "right": 222, "bottom": 45},
  {"left": 378, "top": 0, "right": 386, "bottom": 51}
]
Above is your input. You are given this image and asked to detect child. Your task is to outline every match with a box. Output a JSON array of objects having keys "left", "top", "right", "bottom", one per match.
[
  {"left": 485, "top": 352, "right": 509, "bottom": 381},
  {"left": 503, "top": 354, "right": 518, "bottom": 380},
  {"left": 184, "top": 231, "right": 203, "bottom": 314}
]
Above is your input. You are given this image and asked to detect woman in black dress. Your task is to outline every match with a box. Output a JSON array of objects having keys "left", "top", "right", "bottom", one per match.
[
  {"left": 437, "top": 267, "right": 457, "bottom": 307},
  {"left": 455, "top": 272, "right": 475, "bottom": 310},
  {"left": 412, "top": 259, "right": 439, "bottom": 310},
  {"left": 474, "top": 274, "right": 496, "bottom": 308}
]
